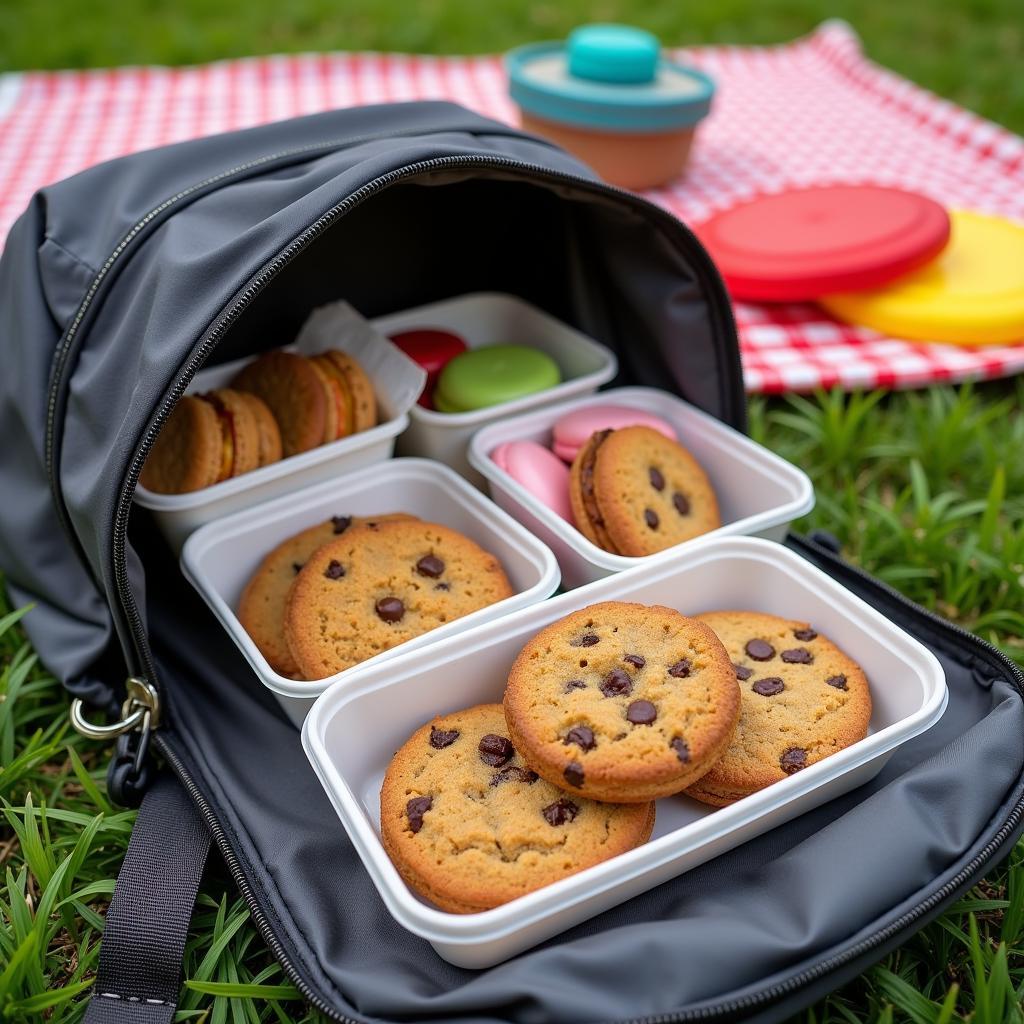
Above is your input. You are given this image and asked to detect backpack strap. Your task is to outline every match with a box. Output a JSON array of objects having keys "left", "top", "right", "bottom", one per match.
[{"left": 84, "top": 772, "right": 212, "bottom": 1023}]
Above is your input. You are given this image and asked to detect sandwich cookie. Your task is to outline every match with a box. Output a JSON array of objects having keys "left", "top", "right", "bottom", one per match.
[
  {"left": 552, "top": 404, "right": 676, "bottom": 463},
  {"left": 139, "top": 388, "right": 281, "bottom": 494},
  {"left": 309, "top": 350, "right": 377, "bottom": 436},
  {"left": 232, "top": 350, "right": 332, "bottom": 456},
  {"left": 491, "top": 440, "right": 573, "bottom": 522},
  {"left": 434, "top": 345, "right": 561, "bottom": 413}
]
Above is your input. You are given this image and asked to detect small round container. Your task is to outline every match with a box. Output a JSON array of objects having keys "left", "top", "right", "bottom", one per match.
[{"left": 506, "top": 24, "right": 715, "bottom": 190}]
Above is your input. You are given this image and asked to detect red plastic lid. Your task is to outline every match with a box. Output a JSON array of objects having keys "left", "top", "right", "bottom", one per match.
[{"left": 696, "top": 185, "right": 951, "bottom": 302}]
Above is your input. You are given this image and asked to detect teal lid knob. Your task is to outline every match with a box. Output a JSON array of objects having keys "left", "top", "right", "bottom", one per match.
[{"left": 567, "top": 25, "right": 660, "bottom": 85}]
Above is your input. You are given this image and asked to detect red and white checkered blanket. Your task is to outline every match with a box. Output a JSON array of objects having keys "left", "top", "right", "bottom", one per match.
[{"left": 2, "top": 21, "right": 1022, "bottom": 392}]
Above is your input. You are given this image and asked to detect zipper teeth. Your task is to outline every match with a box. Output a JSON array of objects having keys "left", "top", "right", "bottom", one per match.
[{"left": 108, "top": 152, "right": 741, "bottom": 683}]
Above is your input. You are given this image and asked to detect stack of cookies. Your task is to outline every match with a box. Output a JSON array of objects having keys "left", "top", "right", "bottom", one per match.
[
  {"left": 490, "top": 406, "right": 723, "bottom": 556},
  {"left": 140, "top": 347, "right": 377, "bottom": 494},
  {"left": 568, "top": 426, "right": 720, "bottom": 556},
  {"left": 239, "top": 514, "right": 514, "bottom": 680},
  {"left": 381, "top": 601, "right": 871, "bottom": 913}
]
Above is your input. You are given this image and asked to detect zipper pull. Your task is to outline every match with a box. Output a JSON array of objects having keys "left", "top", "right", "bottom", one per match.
[
  {"left": 70, "top": 678, "right": 161, "bottom": 807},
  {"left": 70, "top": 676, "right": 161, "bottom": 738}
]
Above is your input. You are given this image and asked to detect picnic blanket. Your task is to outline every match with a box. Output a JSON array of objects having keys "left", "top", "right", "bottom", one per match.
[{"left": 1, "top": 20, "right": 1022, "bottom": 393}]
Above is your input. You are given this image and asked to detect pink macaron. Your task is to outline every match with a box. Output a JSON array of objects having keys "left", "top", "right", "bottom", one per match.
[
  {"left": 491, "top": 440, "right": 573, "bottom": 522},
  {"left": 552, "top": 405, "right": 677, "bottom": 463}
]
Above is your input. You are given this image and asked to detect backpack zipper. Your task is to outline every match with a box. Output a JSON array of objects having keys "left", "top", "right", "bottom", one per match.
[
  {"left": 156, "top": 539, "right": 1024, "bottom": 1024},
  {"left": 42, "top": 122, "right": 571, "bottom": 577}
]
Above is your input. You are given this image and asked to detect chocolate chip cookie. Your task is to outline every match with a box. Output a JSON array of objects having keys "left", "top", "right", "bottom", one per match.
[
  {"left": 380, "top": 703, "right": 655, "bottom": 913},
  {"left": 685, "top": 611, "right": 872, "bottom": 806},
  {"left": 237, "top": 513, "right": 415, "bottom": 677},
  {"left": 504, "top": 602, "right": 739, "bottom": 803},
  {"left": 568, "top": 426, "right": 720, "bottom": 557},
  {"left": 284, "top": 519, "right": 514, "bottom": 679}
]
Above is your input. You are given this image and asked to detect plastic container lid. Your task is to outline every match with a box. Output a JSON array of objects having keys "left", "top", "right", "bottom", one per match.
[
  {"left": 821, "top": 210, "right": 1024, "bottom": 346},
  {"left": 506, "top": 24, "right": 715, "bottom": 133},
  {"left": 696, "top": 185, "right": 952, "bottom": 302}
]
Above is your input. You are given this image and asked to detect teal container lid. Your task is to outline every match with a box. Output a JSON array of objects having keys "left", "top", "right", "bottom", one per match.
[{"left": 507, "top": 24, "right": 715, "bottom": 133}]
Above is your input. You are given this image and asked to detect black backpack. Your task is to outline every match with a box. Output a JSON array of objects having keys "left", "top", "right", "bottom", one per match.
[{"left": 1, "top": 100, "right": 1021, "bottom": 1024}]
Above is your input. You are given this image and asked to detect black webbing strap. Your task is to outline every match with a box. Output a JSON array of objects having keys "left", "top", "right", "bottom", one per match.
[{"left": 84, "top": 772, "right": 212, "bottom": 1024}]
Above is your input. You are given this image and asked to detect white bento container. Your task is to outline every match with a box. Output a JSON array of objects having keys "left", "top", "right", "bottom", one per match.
[
  {"left": 468, "top": 387, "right": 815, "bottom": 589},
  {"left": 135, "top": 302, "right": 426, "bottom": 551},
  {"left": 181, "top": 458, "right": 560, "bottom": 727},
  {"left": 302, "top": 535, "right": 947, "bottom": 968},
  {"left": 374, "top": 292, "right": 617, "bottom": 484}
]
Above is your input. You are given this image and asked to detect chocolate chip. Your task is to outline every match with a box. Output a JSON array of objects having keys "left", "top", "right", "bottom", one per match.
[
  {"left": 644, "top": 508, "right": 659, "bottom": 530},
  {"left": 670, "top": 737, "right": 690, "bottom": 763},
  {"left": 745, "top": 639, "right": 775, "bottom": 661},
  {"left": 780, "top": 748, "right": 807, "bottom": 774},
  {"left": 434, "top": 582, "right": 450, "bottom": 591},
  {"left": 564, "top": 725, "right": 596, "bottom": 751},
  {"left": 324, "top": 560, "right": 346, "bottom": 580},
  {"left": 416, "top": 555, "right": 445, "bottom": 578},
  {"left": 542, "top": 798, "right": 580, "bottom": 826},
  {"left": 752, "top": 677, "right": 785, "bottom": 696},
  {"left": 429, "top": 726, "right": 459, "bottom": 749},
  {"left": 563, "top": 762, "right": 585, "bottom": 788},
  {"left": 626, "top": 700, "right": 657, "bottom": 725},
  {"left": 668, "top": 659, "right": 692, "bottom": 678},
  {"left": 406, "top": 795, "right": 432, "bottom": 833},
  {"left": 781, "top": 648, "right": 813, "bottom": 664},
  {"left": 375, "top": 596, "right": 404, "bottom": 622},
  {"left": 478, "top": 734, "right": 514, "bottom": 767},
  {"left": 571, "top": 633, "right": 600, "bottom": 647},
  {"left": 623, "top": 653, "right": 646, "bottom": 670},
  {"left": 826, "top": 674, "right": 848, "bottom": 690},
  {"left": 794, "top": 627, "right": 818, "bottom": 641},
  {"left": 672, "top": 492, "right": 690, "bottom": 516},
  {"left": 331, "top": 515, "right": 352, "bottom": 534},
  {"left": 649, "top": 466, "right": 665, "bottom": 491},
  {"left": 734, "top": 663, "right": 753, "bottom": 681},
  {"left": 491, "top": 766, "right": 538, "bottom": 786},
  {"left": 564, "top": 679, "right": 587, "bottom": 692},
  {"left": 600, "top": 668, "right": 633, "bottom": 697},
  {"left": 292, "top": 562, "right": 304, "bottom": 574}
]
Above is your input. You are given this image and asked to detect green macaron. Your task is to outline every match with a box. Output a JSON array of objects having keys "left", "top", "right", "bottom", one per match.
[{"left": 433, "top": 344, "right": 562, "bottom": 413}]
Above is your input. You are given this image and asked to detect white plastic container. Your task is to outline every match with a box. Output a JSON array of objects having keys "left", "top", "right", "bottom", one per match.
[
  {"left": 181, "top": 459, "right": 560, "bottom": 727},
  {"left": 135, "top": 302, "right": 426, "bottom": 551},
  {"left": 302, "top": 536, "right": 947, "bottom": 968},
  {"left": 469, "top": 386, "right": 815, "bottom": 589},
  {"left": 374, "top": 292, "right": 617, "bottom": 484}
]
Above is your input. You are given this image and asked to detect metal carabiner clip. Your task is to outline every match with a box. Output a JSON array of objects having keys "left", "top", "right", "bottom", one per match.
[{"left": 69, "top": 676, "right": 161, "bottom": 740}]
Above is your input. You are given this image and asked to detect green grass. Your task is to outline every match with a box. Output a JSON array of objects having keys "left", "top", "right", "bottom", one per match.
[
  {"left": 2, "top": 382, "right": 1022, "bottom": 1022},
  {"left": 1, "top": 1, "right": 1023, "bottom": 1020}
]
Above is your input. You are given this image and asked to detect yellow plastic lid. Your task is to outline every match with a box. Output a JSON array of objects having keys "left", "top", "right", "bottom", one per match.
[{"left": 821, "top": 210, "right": 1024, "bottom": 346}]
